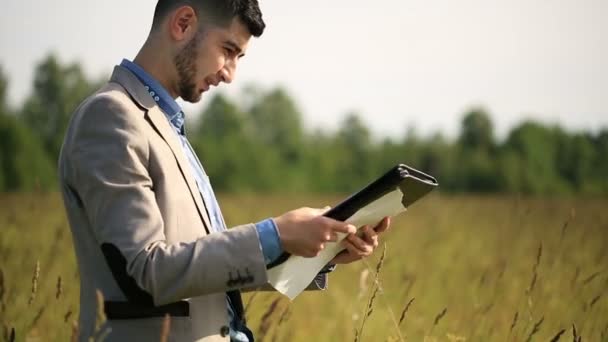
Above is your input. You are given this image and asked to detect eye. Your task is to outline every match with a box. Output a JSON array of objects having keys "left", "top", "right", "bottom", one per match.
[{"left": 223, "top": 47, "right": 234, "bottom": 57}]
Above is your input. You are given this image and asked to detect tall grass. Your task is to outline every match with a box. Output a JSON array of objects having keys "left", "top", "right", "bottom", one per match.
[{"left": 1, "top": 193, "right": 607, "bottom": 341}]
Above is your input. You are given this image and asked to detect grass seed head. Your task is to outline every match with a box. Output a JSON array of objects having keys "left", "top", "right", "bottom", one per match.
[
  {"left": 433, "top": 308, "right": 447, "bottom": 327},
  {"left": 28, "top": 260, "right": 40, "bottom": 306},
  {"left": 549, "top": 328, "right": 566, "bottom": 342},
  {"left": 56, "top": 276, "right": 63, "bottom": 300},
  {"left": 525, "top": 316, "right": 544, "bottom": 342},
  {"left": 259, "top": 297, "right": 282, "bottom": 339},
  {"left": 399, "top": 297, "right": 415, "bottom": 326}
]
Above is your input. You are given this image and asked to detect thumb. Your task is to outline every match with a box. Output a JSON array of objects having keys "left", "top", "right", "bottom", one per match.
[{"left": 313, "top": 206, "right": 332, "bottom": 215}]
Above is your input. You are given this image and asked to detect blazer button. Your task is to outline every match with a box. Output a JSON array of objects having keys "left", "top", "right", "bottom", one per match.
[{"left": 220, "top": 325, "right": 230, "bottom": 337}]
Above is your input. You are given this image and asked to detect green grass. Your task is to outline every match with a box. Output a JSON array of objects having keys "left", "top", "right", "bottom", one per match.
[{"left": 1, "top": 193, "right": 607, "bottom": 341}]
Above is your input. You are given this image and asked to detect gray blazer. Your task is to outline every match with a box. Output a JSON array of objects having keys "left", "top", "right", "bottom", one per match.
[{"left": 58, "top": 65, "right": 325, "bottom": 341}]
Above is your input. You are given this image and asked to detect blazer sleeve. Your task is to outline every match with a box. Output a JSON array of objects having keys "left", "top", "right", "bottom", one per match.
[{"left": 66, "top": 94, "right": 268, "bottom": 306}]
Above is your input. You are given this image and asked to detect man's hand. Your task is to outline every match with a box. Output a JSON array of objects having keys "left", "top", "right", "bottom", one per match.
[
  {"left": 330, "top": 217, "right": 391, "bottom": 265},
  {"left": 273, "top": 207, "right": 357, "bottom": 258}
]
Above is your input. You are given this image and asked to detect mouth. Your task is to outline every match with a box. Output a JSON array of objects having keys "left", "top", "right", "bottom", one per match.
[{"left": 203, "top": 78, "right": 220, "bottom": 92}]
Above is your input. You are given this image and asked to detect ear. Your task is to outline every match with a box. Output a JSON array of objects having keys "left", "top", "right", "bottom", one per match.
[{"left": 168, "top": 6, "right": 198, "bottom": 41}]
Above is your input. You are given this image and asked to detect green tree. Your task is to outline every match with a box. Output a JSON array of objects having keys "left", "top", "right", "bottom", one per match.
[
  {"left": 20, "top": 54, "right": 97, "bottom": 162},
  {"left": 504, "top": 121, "right": 568, "bottom": 194},
  {"left": 248, "top": 87, "right": 304, "bottom": 164},
  {"left": 0, "top": 68, "right": 55, "bottom": 191},
  {"left": 590, "top": 129, "right": 608, "bottom": 194},
  {"left": 452, "top": 109, "right": 502, "bottom": 192},
  {"left": 0, "top": 65, "right": 7, "bottom": 113},
  {"left": 193, "top": 93, "right": 286, "bottom": 192},
  {"left": 459, "top": 108, "right": 495, "bottom": 152},
  {"left": 554, "top": 129, "right": 595, "bottom": 192},
  {"left": 333, "top": 112, "right": 375, "bottom": 191}
]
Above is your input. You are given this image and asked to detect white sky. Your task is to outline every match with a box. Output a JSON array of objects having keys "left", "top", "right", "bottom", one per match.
[{"left": 1, "top": 0, "right": 607, "bottom": 140}]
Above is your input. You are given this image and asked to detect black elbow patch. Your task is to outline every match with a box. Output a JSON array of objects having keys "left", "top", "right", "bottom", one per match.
[{"left": 100, "top": 243, "right": 154, "bottom": 306}]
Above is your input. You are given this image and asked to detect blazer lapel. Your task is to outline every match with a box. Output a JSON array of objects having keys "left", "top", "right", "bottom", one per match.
[{"left": 109, "top": 66, "right": 213, "bottom": 234}]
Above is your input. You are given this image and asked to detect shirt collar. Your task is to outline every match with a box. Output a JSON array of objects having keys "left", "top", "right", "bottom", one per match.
[{"left": 120, "top": 59, "right": 185, "bottom": 134}]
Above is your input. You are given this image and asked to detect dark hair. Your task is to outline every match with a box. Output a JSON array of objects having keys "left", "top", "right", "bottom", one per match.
[{"left": 152, "top": 0, "right": 265, "bottom": 37}]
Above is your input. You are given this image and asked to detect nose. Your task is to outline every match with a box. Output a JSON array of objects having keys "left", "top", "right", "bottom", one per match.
[
  {"left": 219, "top": 68, "right": 232, "bottom": 84},
  {"left": 219, "top": 59, "right": 236, "bottom": 84}
]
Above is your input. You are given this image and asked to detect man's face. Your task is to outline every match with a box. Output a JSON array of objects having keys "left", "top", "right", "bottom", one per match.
[{"left": 173, "top": 17, "right": 251, "bottom": 103}]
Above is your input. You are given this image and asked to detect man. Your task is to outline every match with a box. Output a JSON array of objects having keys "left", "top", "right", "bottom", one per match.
[{"left": 58, "top": 1, "right": 390, "bottom": 341}]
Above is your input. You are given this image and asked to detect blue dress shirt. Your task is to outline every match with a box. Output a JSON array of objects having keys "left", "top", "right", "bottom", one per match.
[{"left": 120, "top": 59, "right": 282, "bottom": 341}]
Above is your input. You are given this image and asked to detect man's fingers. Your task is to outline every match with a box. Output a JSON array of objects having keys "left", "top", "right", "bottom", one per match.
[
  {"left": 346, "top": 232, "right": 372, "bottom": 253},
  {"left": 342, "top": 239, "right": 366, "bottom": 258},
  {"left": 373, "top": 216, "right": 391, "bottom": 233},
  {"left": 324, "top": 231, "right": 340, "bottom": 242},
  {"left": 320, "top": 217, "right": 356, "bottom": 234},
  {"left": 362, "top": 226, "right": 379, "bottom": 247},
  {"left": 308, "top": 206, "right": 331, "bottom": 216}
]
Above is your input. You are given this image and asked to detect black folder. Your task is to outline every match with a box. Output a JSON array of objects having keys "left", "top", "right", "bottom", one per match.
[{"left": 267, "top": 164, "right": 438, "bottom": 269}]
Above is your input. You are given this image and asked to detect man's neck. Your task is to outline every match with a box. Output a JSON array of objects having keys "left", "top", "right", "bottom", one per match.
[{"left": 133, "top": 42, "right": 179, "bottom": 99}]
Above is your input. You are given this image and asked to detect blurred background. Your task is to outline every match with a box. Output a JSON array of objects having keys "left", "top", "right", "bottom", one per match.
[{"left": 1, "top": 0, "right": 607, "bottom": 341}]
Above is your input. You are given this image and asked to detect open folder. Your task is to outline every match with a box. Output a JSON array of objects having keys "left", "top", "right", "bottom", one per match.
[{"left": 267, "top": 164, "right": 439, "bottom": 299}]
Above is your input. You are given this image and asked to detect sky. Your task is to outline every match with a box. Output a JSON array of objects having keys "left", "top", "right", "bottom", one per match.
[{"left": 1, "top": 0, "right": 607, "bottom": 140}]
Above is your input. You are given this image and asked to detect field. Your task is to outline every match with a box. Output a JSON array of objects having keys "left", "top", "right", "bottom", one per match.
[{"left": 0, "top": 193, "right": 607, "bottom": 341}]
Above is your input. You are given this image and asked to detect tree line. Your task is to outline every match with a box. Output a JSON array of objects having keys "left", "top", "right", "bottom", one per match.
[{"left": 1, "top": 55, "right": 606, "bottom": 195}]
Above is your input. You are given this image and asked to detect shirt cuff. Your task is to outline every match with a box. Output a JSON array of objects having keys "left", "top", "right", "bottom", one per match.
[{"left": 255, "top": 218, "right": 283, "bottom": 266}]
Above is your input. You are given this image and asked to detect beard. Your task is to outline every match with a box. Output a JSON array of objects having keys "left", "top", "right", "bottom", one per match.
[{"left": 174, "top": 34, "right": 201, "bottom": 103}]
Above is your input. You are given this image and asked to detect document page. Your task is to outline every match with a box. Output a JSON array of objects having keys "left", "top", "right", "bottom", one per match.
[{"left": 267, "top": 187, "right": 407, "bottom": 299}]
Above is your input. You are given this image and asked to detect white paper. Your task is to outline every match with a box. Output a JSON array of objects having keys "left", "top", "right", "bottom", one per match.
[{"left": 267, "top": 187, "right": 407, "bottom": 299}]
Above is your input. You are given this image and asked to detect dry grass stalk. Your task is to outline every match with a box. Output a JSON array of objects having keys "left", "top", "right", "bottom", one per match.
[
  {"left": 0, "top": 268, "right": 5, "bottom": 309},
  {"left": 571, "top": 267, "right": 581, "bottom": 289},
  {"left": 28, "top": 260, "right": 40, "bottom": 305},
  {"left": 560, "top": 208, "right": 575, "bottom": 242},
  {"left": 524, "top": 316, "right": 543, "bottom": 342},
  {"left": 572, "top": 323, "right": 581, "bottom": 342},
  {"left": 427, "top": 307, "right": 447, "bottom": 337},
  {"left": 244, "top": 291, "right": 258, "bottom": 315},
  {"left": 549, "top": 328, "right": 566, "bottom": 342},
  {"left": 258, "top": 297, "right": 281, "bottom": 339},
  {"left": 509, "top": 311, "right": 518, "bottom": 335},
  {"left": 582, "top": 272, "right": 600, "bottom": 286},
  {"left": 398, "top": 297, "right": 415, "bottom": 326},
  {"left": 56, "top": 276, "right": 63, "bottom": 300},
  {"left": 64, "top": 309, "right": 73, "bottom": 323},
  {"left": 527, "top": 243, "right": 542, "bottom": 294},
  {"left": 160, "top": 314, "right": 171, "bottom": 342},
  {"left": 478, "top": 269, "right": 488, "bottom": 288},
  {"left": 355, "top": 286, "right": 380, "bottom": 342},
  {"left": 446, "top": 333, "right": 466, "bottom": 342},
  {"left": 271, "top": 306, "right": 291, "bottom": 342},
  {"left": 433, "top": 308, "right": 447, "bottom": 327},
  {"left": 277, "top": 305, "right": 291, "bottom": 327},
  {"left": 31, "top": 307, "right": 45, "bottom": 327},
  {"left": 375, "top": 244, "right": 387, "bottom": 276},
  {"left": 358, "top": 269, "right": 370, "bottom": 299},
  {"left": 480, "top": 303, "right": 493, "bottom": 315},
  {"left": 355, "top": 244, "right": 387, "bottom": 342},
  {"left": 589, "top": 294, "right": 601, "bottom": 309},
  {"left": 70, "top": 321, "right": 79, "bottom": 342},
  {"left": 560, "top": 220, "right": 569, "bottom": 242}
]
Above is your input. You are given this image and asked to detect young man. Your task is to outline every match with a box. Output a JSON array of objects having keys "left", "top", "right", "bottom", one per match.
[{"left": 58, "top": 1, "right": 390, "bottom": 341}]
